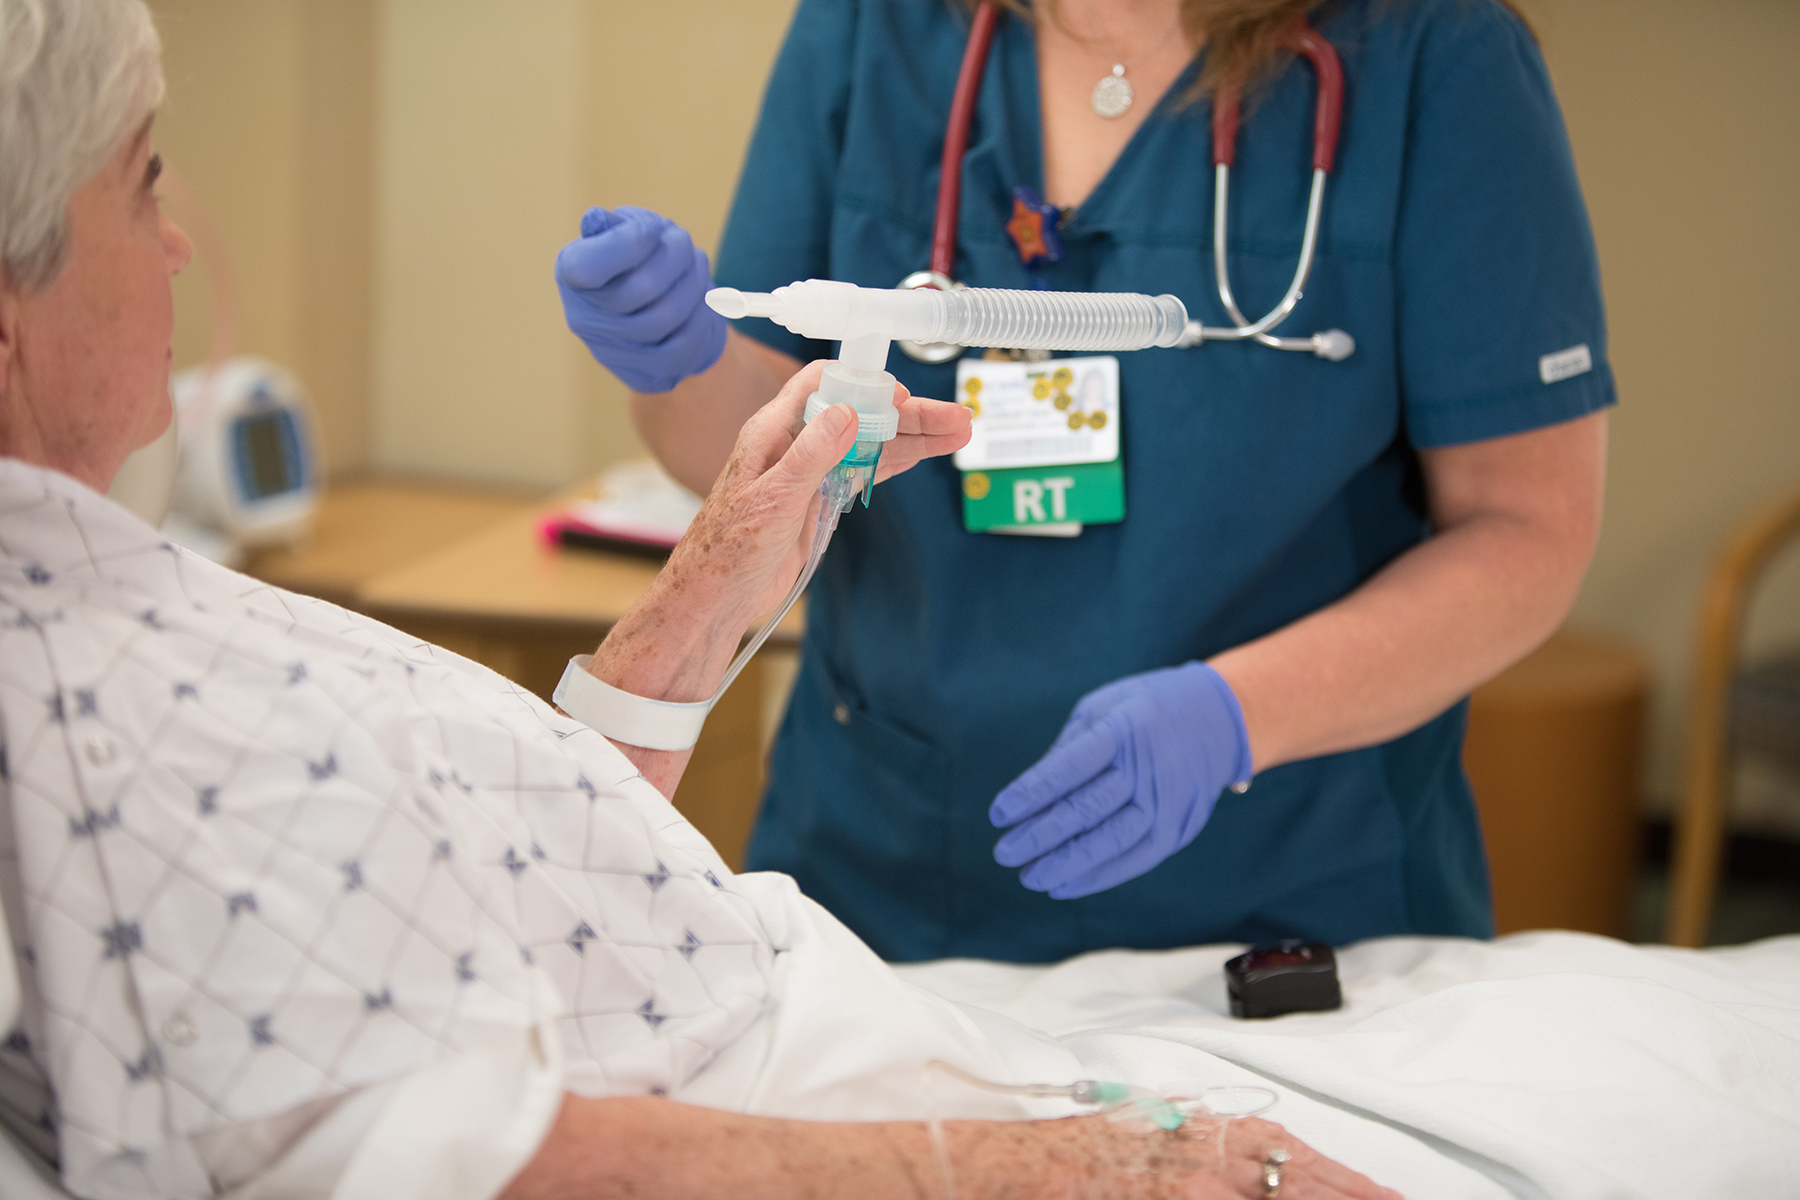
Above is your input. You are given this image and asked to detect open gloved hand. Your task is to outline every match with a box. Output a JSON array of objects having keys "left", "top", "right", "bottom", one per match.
[
  {"left": 989, "top": 662, "right": 1253, "bottom": 899},
  {"left": 555, "top": 205, "right": 727, "bottom": 393}
]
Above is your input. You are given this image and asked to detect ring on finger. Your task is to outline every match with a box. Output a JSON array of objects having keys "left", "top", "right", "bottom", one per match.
[{"left": 1262, "top": 1147, "right": 1290, "bottom": 1198}]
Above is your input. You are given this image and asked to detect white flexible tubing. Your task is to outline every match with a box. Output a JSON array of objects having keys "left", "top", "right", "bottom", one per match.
[
  {"left": 708, "top": 282, "right": 1189, "bottom": 353},
  {"left": 925, "top": 1060, "right": 1078, "bottom": 1100},
  {"left": 932, "top": 287, "right": 1188, "bottom": 352}
]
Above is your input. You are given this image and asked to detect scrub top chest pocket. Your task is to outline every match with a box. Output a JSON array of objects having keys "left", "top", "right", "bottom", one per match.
[{"left": 955, "top": 355, "right": 1124, "bottom": 535}]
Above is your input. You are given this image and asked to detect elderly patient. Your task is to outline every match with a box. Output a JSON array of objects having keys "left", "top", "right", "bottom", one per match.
[{"left": 0, "top": 4, "right": 1398, "bottom": 1199}]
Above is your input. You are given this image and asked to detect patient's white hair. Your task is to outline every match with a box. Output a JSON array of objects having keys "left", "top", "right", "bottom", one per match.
[{"left": 0, "top": 0, "right": 161, "bottom": 290}]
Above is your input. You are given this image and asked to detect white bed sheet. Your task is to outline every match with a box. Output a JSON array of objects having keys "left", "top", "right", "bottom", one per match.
[
  {"left": 897, "top": 932, "right": 1800, "bottom": 1198},
  {"left": 680, "top": 875, "right": 1800, "bottom": 1199}
]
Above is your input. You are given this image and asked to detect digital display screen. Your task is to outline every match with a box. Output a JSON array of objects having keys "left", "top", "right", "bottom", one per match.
[{"left": 239, "top": 412, "right": 295, "bottom": 498}]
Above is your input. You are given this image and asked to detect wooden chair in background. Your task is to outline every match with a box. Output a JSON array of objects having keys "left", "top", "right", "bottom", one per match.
[{"left": 1666, "top": 486, "right": 1800, "bottom": 947}]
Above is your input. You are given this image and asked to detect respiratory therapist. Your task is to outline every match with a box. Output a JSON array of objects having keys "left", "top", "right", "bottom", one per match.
[{"left": 555, "top": 0, "right": 1613, "bottom": 963}]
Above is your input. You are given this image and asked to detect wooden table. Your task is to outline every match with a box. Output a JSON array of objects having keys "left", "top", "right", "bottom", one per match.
[
  {"left": 246, "top": 478, "right": 539, "bottom": 609},
  {"left": 357, "top": 494, "right": 803, "bottom": 674}
]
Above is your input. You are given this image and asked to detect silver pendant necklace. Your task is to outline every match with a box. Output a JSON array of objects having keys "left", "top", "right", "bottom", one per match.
[
  {"left": 1091, "top": 64, "right": 1133, "bottom": 119},
  {"left": 1086, "top": 11, "right": 1182, "bottom": 120}
]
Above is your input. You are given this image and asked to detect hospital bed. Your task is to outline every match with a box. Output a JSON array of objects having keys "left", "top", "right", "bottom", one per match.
[{"left": 4, "top": 869, "right": 1797, "bottom": 1199}]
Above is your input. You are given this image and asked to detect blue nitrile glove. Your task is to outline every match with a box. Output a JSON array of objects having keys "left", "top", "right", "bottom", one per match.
[
  {"left": 989, "top": 662, "right": 1253, "bottom": 899},
  {"left": 555, "top": 205, "right": 728, "bottom": 393}
]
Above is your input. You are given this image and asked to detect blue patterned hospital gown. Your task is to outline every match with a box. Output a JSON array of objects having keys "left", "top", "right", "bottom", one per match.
[{"left": 0, "top": 458, "right": 775, "bottom": 1199}]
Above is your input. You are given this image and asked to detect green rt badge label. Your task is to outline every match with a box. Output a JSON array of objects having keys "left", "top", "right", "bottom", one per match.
[{"left": 961, "top": 462, "right": 1124, "bottom": 533}]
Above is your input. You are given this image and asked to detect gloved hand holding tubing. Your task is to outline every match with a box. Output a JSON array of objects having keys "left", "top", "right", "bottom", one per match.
[
  {"left": 990, "top": 662, "right": 1253, "bottom": 899},
  {"left": 556, "top": 205, "right": 727, "bottom": 393}
]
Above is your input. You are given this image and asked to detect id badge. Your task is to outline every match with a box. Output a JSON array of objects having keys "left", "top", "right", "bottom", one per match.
[{"left": 953, "top": 356, "right": 1124, "bottom": 535}]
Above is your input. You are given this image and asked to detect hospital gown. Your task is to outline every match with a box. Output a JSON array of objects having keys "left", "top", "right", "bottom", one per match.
[{"left": 0, "top": 458, "right": 777, "bottom": 1199}]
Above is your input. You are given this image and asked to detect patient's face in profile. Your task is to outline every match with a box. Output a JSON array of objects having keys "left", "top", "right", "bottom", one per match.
[{"left": 0, "top": 119, "right": 191, "bottom": 491}]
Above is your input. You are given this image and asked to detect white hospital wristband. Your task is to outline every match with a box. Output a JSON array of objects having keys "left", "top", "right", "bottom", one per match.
[{"left": 552, "top": 654, "right": 711, "bottom": 751}]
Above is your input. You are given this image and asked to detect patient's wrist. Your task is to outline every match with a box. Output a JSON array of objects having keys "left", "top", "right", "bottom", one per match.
[{"left": 588, "top": 553, "right": 755, "bottom": 705}]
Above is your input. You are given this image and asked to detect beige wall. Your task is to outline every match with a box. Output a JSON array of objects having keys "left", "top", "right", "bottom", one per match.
[
  {"left": 151, "top": 0, "right": 374, "bottom": 476},
  {"left": 147, "top": 1, "right": 1798, "bottom": 818},
  {"left": 369, "top": 0, "right": 589, "bottom": 485},
  {"left": 366, "top": 0, "right": 796, "bottom": 485},
  {"left": 573, "top": 2, "right": 801, "bottom": 472},
  {"left": 1531, "top": 0, "right": 1800, "bottom": 819},
  {"left": 149, "top": 0, "right": 793, "bottom": 485}
]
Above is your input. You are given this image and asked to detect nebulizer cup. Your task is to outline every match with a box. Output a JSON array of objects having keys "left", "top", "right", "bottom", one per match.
[{"left": 803, "top": 353, "right": 899, "bottom": 512}]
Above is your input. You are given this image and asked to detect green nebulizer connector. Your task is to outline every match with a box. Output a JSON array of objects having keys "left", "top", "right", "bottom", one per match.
[
  {"left": 1070, "top": 1080, "right": 1188, "bottom": 1131},
  {"left": 804, "top": 330, "right": 900, "bottom": 513}
]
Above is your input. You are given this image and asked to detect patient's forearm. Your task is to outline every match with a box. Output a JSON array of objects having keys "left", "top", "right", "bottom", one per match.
[
  {"left": 632, "top": 330, "right": 801, "bottom": 494},
  {"left": 580, "top": 363, "right": 863, "bottom": 797},
  {"left": 501, "top": 1096, "right": 935, "bottom": 1200},
  {"left": 498, "top": 1095, "right": 1381, "bottom": 1200},
  {"left": 580, "top": 541, "right": 757, "bottom": 795},
  {"left": 496, "top": 1101, "right": 1281, "bottom": 1200}
]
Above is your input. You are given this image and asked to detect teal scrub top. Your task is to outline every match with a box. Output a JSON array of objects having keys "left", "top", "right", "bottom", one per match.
[{"left": 716, "top": 0, "right": 1615, "bottom": 963}]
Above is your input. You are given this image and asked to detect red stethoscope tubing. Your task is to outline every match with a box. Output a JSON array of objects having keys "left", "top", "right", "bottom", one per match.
[
  {"left": 1211, "top": 18, "right": 1344, "bottom": 173},
  {"left": 928, "top": 5, "right": 1345, "bottom": 275},
  {"left": 932, "top": 2, "right": 1003, "bottom": 279}
]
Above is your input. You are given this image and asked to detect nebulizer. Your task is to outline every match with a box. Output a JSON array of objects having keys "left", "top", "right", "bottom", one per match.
[
  {"left": 557, "top": 280, "right": 1194, "bottom": 747},
  {"left": 695, "top": 280, "right": 1192, "bottom": 706}
]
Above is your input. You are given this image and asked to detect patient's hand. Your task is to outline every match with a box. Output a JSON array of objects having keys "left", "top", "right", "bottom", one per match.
[
  {"left": 585, "top": 363, "right": 968, "bottom": 791},
  {"left": 503, "top": 1096, "right": 1401, "bottom": 1200},
  {"left": 664, "top": 358, "right": 969, "bottom": 629},
  {"left": 953, "top": 1113, "right": 1400, "bottom": 1199}
]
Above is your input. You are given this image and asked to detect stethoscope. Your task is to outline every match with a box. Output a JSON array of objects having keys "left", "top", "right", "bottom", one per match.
[{"left": 897, "top": 2, "right": 1354, "bottom": 364}]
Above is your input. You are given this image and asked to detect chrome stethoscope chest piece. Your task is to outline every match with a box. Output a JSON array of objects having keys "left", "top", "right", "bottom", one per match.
[{"left": 896, "top": 271, "right": 968, "bottom": 364}]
